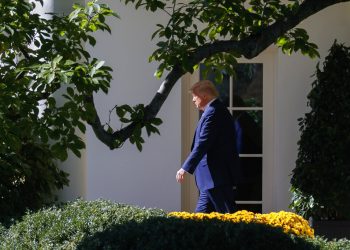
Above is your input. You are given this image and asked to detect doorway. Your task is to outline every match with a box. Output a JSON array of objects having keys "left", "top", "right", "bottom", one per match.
[{"left": 181, "top": 46, "right": 276, "bottom": 213}]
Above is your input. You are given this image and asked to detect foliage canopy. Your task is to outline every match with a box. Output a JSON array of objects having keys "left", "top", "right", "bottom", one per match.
[
  {"left": 0, "top": 0, "right": 118, "bottom": 219},
  {"left": 93, "top": 0, "right": 347, "bottom": 149}
]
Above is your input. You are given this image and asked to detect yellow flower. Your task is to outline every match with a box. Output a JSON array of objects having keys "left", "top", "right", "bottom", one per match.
[{"left": 168, "top": 210, "right": 314, "bottom": 238}]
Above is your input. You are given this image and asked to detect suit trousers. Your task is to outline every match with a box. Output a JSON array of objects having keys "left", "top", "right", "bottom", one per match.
[{"left": 195, "top": 186, "right": 237, "bottom": 213}]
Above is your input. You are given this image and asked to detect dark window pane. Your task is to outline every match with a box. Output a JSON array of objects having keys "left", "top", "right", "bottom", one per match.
[
  {"left": 236, "top": 157, "right": 262, "bottom": 201},
  {"left": 236, "top": 204, "right": 262, "bottom": 213},
  {"left": 233, "top": 63, "right": 263, "bottom": 107},
  {"left": 233, "top": 111, "right": 262, "bottom": 154}
]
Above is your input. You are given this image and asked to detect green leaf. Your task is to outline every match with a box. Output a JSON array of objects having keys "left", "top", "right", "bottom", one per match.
[
  {"left": 47, "top": 97, "right": 56, "bottom": 107},
  {"left": 145, "top": 124, "right": 152, "bottom": 137},
  {"left": 107, "top": 125, "right": 113, "bottom": 133},
  {"left": 276, "top": 37, "right": 288, "bottom": 47},
  {"left": 88, "top": 36, "right": 97, "bottom": 46},
  {"left": 51, "top": 143, "right": 68, "bottom": 161},
  {"left": 119, "top": 104, "right": 133, "bottom": 113},
  {"left": 95, "top": 61, "right": 105, "bottom": 70},
  {"left": 47, "top": 73, "right": 55, "bottom": 83},
  {"left": 146, "top": 124, "right": 160, "bottom": 136},
  {"left": 116, "top": 106, "right": 126, "bottom": 118},
  {"left": 152, "top": 126, "right": 160, "bottom": 135},
  {"left": 135, "top": 141, "right": 142, "bottom": 151},
  {"left": 67, "top": 87, "right": 75, "bottom": 97},
  {"left": 120, "top": 117, "right": 131, "bottom": 123},
  {"left": 151, "top": 117, "right": 162, "bottom": 126},
  {"left": 74, "top": 138, "right": 85, "bottom": 149},
  {"left": 77, "top": 121, "right": 86, "bottom": 133},
  {"left": 60, "top": 73, "right": 69, "bottom": 83},
  {"left": 70, "top": 147, "right": 82, "bottom": 158},
  {"left": 53, "top": 55, "right": 63, "bottom": 65},
  {"left": 164, "top": 27, "right": 171, "bottom": 39},
  {"left": 69, "top": 9, "right": 80, "bottom": 21},
  {"left": 154, "top": 70, "right": 163, "bottom": 79}
]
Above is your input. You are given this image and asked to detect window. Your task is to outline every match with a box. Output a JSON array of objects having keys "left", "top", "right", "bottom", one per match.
[
  {"left": 200, "top": 63, "right": 263, "bottom": 213},
  {"left": 181, "top": 47, "right": 275, "bottom": 213}
]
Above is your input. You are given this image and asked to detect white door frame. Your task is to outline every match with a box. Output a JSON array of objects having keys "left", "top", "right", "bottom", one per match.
[{"left": 181, "top": 46, "right": 276, "bottom": 213}]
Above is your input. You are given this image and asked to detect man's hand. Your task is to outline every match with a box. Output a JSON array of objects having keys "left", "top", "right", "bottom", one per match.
[{"left": 176, "top": 168, "right": 186, "bottom": 183}]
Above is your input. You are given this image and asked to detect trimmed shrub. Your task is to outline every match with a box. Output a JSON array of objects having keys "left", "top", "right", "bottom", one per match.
[
  {"left": 307, "top": 237, "right": 350, "bottom": 250},
  {"left": 77, "top": 217, "right": 316, "bottom": 250},
  {"left": 0, "top": 199, "right": 166, "bottom": 249},
  {"left": 2, "top": 199, "right": 349, "bottom": 249},
  {"left": 290, "top": 41, "right": 350, "bottom": 219},
  {"left": 0, "top": 199, "right": 316, "bottom": 250},
  {"left": 0, "top": 223, "right": 5, "bottom": 241}
]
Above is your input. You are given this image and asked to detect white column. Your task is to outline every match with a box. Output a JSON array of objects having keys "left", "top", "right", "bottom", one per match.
[{"left": 50, "top": 0, "right": 87, "bottom": 201}]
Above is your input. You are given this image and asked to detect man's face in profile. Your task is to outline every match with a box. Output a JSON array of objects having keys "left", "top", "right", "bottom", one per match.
[{"left": 192, "top": 91, "right": 207, "bottom": 111}]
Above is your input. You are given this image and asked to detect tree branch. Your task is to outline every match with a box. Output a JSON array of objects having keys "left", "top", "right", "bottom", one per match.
[
  {"left": 84, "top": 94, "right": 115, "bottom": 148},
  {"left": 191, "top": 0, "right": 350, "bottom": 62},
  {"left": 88, "top": 0, "right": 350, "bottom": 149}
]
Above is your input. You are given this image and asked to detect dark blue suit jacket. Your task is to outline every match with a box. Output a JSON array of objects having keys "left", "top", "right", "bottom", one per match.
[{"left": 182, "top": 99, "right": 239, "bottom": 191}]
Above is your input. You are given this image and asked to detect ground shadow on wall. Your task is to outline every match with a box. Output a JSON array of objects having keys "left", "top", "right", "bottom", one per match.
[{"left": 77, "top": 217, "right": 318, "bottom": 250}]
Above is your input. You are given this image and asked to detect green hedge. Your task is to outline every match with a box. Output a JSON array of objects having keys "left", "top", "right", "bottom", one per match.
[
  {"left": 306, "top": 237, "right": 350, "bottom": 250},
  {"left": 0, "top": 199, "right": 165, "bottom": 249},
  {"left": 77, "top": 217, "right": 316, "bottom": 250},
  {"left": 0, "top": 199, "right": 349, "bottom": 249}
]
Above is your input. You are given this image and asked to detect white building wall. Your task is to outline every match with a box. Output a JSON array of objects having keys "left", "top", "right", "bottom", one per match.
[
  {"left": 46, "top": 0, "right": 350, "bottom": 212},
  {"left": 274, "top": 2, "right": 350, "bottom": 211},
  {"left": 85, "top": 1, "right": 181, "bottom": 211}
]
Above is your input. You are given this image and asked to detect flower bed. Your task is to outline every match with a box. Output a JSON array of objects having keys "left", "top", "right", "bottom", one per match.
[{"left": 169, "top": 210, "right": 314, "bottom": 238}]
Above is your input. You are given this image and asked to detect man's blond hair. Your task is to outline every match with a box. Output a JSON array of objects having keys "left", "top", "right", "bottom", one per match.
[{"left": 190, "top": 80, "right": 219, "bottom": 97}]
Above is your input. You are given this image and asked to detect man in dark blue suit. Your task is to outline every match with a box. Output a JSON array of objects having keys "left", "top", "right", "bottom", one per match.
[{"left": 176, "top": 80, "right": 238, "bottom": 213}]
